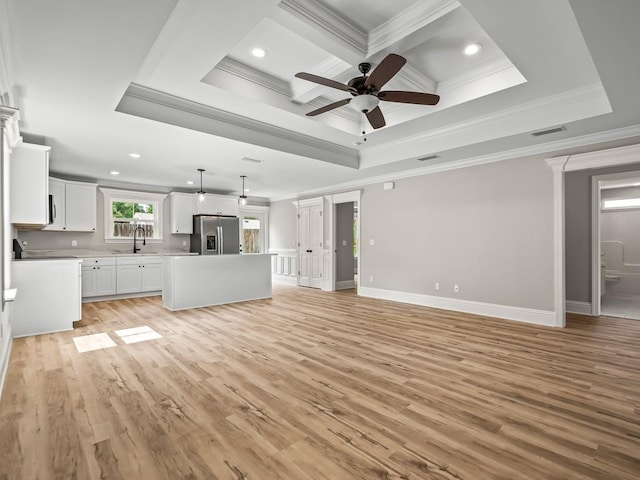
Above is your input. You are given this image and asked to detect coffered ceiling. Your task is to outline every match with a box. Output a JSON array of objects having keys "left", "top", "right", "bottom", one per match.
[{"left": 2, "top": 0, "right": 640, "bottom": 200}]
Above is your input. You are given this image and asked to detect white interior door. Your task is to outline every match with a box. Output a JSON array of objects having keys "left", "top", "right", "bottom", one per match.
[
  {"left": 298, "top": 203, "right": 323, "bottom": 289},
  {"left": 299, "top": 206, "right": 311, "bottom": 287},
  {"left": 309, "top": 204, "right": 323, "bottom": 288}
]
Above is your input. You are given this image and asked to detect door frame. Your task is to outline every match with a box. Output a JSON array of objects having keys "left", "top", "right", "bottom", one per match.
[
  {"left": 590, "top": 170, "right": 640, "bottom": 317},
  {"left": 547, "top": 143, "right": 640, "bottom": 327},
  {"left": 239, "top": 205, "right": 270, "bottom": 254},
  {"left": 323, "top": 190, "right": 361, "bottom": 292}
]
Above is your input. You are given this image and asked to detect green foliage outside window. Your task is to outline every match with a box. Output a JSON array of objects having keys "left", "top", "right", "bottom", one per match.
[{"left": 112, "top": 202, "right": 153, "bottom": 219}]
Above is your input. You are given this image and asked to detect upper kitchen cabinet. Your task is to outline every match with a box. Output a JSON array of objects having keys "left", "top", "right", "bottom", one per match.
[
  {"left": 195, "top": 194, "right": 239, "bottom": 217},
  {"left": 169, "top": 192, "right": 194, "bottom": 234},
  {"left": 45, "top": 177, "right": 97, "bottom": 232},
  {"left": 10, "top": 143, "right": 50, "bottom": 227}
]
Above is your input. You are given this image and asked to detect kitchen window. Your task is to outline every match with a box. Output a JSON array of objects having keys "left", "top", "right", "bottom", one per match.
[{"left": 100, "top": 188, "right": 166, "bottom": 243}]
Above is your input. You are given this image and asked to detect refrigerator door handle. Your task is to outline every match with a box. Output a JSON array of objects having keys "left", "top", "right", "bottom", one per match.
[{"left": 219, "top": 225, "right": 224, "bottom": 254}]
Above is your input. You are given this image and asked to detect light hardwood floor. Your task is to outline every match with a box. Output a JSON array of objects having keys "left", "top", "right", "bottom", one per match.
[{"left": 1, "top": 285, "right": 639, "bottom": 479}]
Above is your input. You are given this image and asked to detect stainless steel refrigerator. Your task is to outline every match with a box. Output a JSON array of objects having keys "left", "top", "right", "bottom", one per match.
[{"left": 190, "top": 215, "right": 240, "bottom": 255}]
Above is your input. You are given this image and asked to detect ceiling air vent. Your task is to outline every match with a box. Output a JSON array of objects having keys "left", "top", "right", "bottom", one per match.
[
  {"left": 240, "top": 157, "right": 264, "bottom": 164},
  {"left": 531, "top": 126, "right": 566, "bottom": 137},
  {"left": 417, "top": 154, "right": 440, "bottom": 162}
]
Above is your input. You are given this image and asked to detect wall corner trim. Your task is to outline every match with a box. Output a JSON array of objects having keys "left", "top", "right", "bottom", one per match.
[{"left": 358, "top": 287, "right": 557, "bottom": 327}]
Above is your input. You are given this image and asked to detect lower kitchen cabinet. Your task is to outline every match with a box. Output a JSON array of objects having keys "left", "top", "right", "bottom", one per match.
[
  {"left": 116, "top": 256, "right": 162, "bottom": 294},
  {"left": 81, "top": 257, "right": 116, "bottom": 297},
  {"left": 11, "top": 259, "right": 82, "bottom": 337}
]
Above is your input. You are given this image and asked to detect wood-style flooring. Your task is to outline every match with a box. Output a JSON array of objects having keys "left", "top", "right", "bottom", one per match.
[{"left": 1, "top": 285, "right": 639, "bottom": 479}]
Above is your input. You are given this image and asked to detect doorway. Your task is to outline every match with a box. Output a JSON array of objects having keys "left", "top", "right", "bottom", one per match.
[
  {"left": 334, "top": 201, "right": 357, "bottom": 290},
  {"left": 593, "top": 172, "right": 640, "bottom": 320},
  {"left": 239, "top": 206, "right": 269, "bottom": 254}
]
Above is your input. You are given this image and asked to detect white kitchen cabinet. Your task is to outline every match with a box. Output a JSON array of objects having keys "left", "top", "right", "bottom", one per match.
[
  {"left": 194, "top": 194, "right": 239, "bottom": 217},
  {"left": 10, "top": 143, "right": 50, "bottom": 226},
  {"left": 81, "top": 257, "right": 116, "bottom": 297},
  {"left": 11, "top": 259, "right": 82, "bottom": 337},
  {"left": 116, "top": 256, "right": 162, "bottom": 294},
  {"left": 45, "top": 177, "right": 97, "bottom": 232},
  {"left": 169, "top": 192, "right": 194, "bottom": 234},
  {"left": 140, "top": 261, "right": 162, "bottom": 291}
]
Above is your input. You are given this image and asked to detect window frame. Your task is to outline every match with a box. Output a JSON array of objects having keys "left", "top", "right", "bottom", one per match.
[{"left": 100, "top": 187, "right": 167, "bottom": 243}]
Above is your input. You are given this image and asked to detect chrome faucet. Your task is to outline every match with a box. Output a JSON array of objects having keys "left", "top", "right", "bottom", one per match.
[{"left": 133, "top": 225, "right": 146, "bottom": 253}]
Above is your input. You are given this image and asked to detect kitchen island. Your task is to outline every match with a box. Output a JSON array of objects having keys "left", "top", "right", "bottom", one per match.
[{"left": 162, "top": 254, "right": 273, "bottom": 311}]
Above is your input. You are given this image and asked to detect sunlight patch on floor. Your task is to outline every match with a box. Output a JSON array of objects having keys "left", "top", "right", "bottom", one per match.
[
  {"left": 115, "top": 325, "right": 162, "bottom": 344},
  {"left": 73, "top": 332, "right": 117, "bottom": 353}
]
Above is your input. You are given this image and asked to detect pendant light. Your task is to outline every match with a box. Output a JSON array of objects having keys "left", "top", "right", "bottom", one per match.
[
  {"left": 239, "top": 175, "right": 248, "bottom": 206},
  {"left": 196, "top": 168, "right": 206, "bottom": 202}
]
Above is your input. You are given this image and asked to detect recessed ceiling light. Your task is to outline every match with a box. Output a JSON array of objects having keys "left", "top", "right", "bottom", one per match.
[
  {"left": 464, "top": 43, "right": 482, "bottom": 56},
  {"left": 110, "top": 170, "right": 120, "bottom": 175},
  {"left": 251, "top": 47, "right": 266, "bottom": 58},
  {"left": 186, "top": 181, "right": 194, "bottom": 185},
  {"left": 128, "top": 153, "right": 141, "bottom": 158},
  {"left": 245, "top": 188, "right": 251, "bottom": 193}
]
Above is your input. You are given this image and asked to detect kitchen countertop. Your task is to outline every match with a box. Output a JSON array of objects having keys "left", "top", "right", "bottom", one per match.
[{"left": 20, "top": 249, "right": 198, "bottom": 259}]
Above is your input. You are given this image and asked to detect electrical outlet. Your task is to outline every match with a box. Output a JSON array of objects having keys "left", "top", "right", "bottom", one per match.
[
  {"left": 182, "top": 240, "right": 187, "bottom": 247},
  {"left": 435, "top": 282, "right": 440, "bottom": 291},
  {"left": 71, "top": 240, "right": 78, "bottom": 247},
  {"left": 454, "top": 284, "right": 459, "bottom": 293},
  {"left": 369, "top": 239, "right": 375, "bottom": 246},
  {"left": 369, "top": 276, "right": 374, "bottom": 283}
]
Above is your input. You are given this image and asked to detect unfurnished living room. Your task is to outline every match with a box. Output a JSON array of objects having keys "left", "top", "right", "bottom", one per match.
[{"left": 1, "top": 0, "right": 640, "bottom": 479}]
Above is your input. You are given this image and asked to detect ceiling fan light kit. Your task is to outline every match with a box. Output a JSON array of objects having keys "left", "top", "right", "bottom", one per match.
[{"left": 295, "top": 53, "right": 440, "bottom": 130}]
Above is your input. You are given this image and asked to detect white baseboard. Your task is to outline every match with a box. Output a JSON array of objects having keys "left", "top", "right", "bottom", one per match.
[
  {"left": 336, "top": 280, "right": 355, "bottom": 290},
  {"left": 566, "top": 300, "right": 593, "bottom": 315},
  {"left": 272, "top": 275, "right": 297, "bottom": 286},
  {"left": 0, "top": 337, "right": 12, "bottom": 402},
  {"left": 359, "top": 286, "right": 557, "bottom": 327}
]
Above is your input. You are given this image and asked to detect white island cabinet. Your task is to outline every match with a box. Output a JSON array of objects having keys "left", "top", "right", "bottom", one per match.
[
  {"left": 162, "top": 254, "right": 273, "bottom": 311},
  {"left": 11, "top": 259, "right": 82, "bottom": 337}
]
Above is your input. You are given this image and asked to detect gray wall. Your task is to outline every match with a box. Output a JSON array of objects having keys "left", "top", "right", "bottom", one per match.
[
  {"left": 565, "top": 163, "right": 640, "bottom": 302},
  {"left": 268, "top": 199, "right": 297, "bottom": 250},
  {"left": 267, "top": 155, "right": 556, "bottom": 311},
  {"left": 336, "top": 202, "right": 354, "bottom": 282},
  {"left": 359, "top": 155, "right": 555, "bottom": 310},
  {"left": 17, "top": 188, "right": 188, "bottom": 253}
]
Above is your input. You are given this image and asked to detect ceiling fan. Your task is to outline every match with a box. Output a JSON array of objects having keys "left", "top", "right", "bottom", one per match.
[{"left": 295, "top": 53, "right": 440, "bottom": 130}]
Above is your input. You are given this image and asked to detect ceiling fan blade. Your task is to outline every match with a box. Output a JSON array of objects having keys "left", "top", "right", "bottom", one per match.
[
  {"left": 365, "top": 106, "right": 386, "bottom": 129},
  {"left": 305, "top": 98, "right": 352, "bottom": 117},
  {"left": 295, "top": 72, "right": 355, "bottom": 93},
  {"left": 378, "top": 90, "right": 440, "bottom": 105},
  {"left": 364, "top": 54, "right": 406, "bottom": 90}
]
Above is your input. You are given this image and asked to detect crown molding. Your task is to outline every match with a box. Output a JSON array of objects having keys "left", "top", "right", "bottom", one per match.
[
  {"left": 0, "top": 106, "right": 20, "bottom": 146},
  {"left": 215, "top": 57, "right": 291, "bottom": 97},
  {"left": 278, "top": 0, "right": 367, "bottom": 55},
  {"left": 362, "top": 82, "right": 611, "bottom": 168},
  {"left": 368, "top": 0, "right": 460, "bottom": 56},
  {"left": 291, "top": 56, "right": 350, "bottom": 103},
  {"left": 394, "top": 63, "right": 437, "bottom": 94},
  {"left": 272, "top": 123, "right": 640, "bottom": 202},
  {"left": 116, "top": 84, "right": 359, "bottom": 169},
  {"left": 437, "top": 58, "right": 518, "bottom": 94}
]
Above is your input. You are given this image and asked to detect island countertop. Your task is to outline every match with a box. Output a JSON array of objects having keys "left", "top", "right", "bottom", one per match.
[{"left": 162, "top": 254, "right": 274, "bottom": 311}]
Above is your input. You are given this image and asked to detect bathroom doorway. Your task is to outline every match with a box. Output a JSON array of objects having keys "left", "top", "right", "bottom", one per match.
[{"left": 594, "top": 172, "right": 640, "bottom": 320}]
